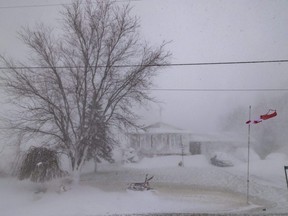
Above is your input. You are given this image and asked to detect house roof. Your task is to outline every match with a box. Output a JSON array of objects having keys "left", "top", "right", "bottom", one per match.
[
  {"left": 128, "top": 122, "right": 248, "bottom": 145},
  {"left": 142, "top": 122, "right": 190, "bottom": 134}
]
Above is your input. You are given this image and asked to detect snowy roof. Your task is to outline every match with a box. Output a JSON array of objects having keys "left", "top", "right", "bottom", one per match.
[
  {"left": 128, "top": 122, "right": 248, "bottom": 144},
  {"left": 142, "top": 122, "right": 191, "bottom": 134}
]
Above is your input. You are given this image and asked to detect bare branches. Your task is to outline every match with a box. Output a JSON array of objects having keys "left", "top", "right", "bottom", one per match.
[{"left": 0, "top": 0, "right": 171, "bottom": 173}]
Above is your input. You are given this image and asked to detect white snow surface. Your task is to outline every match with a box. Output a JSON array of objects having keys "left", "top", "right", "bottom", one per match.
[{"left": 1, "top": 154, "right": 288, "bottom": 216}]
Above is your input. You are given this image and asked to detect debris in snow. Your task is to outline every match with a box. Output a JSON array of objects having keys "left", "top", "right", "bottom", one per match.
[
  {"left": 57, "top": 184, "right": 71, "bottom": 193},
  {"left": 127, "top": 174, "right": 154, "bottom": 191},
  {"left": 178, "top": 161, "right": 184, "bottom": 167}
]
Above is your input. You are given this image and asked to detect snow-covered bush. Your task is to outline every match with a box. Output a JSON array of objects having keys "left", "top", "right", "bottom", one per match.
[
  {"left": 233, "top": 147, "right": 260, "bottom": 162},
  {"left": 18, "top": 147, "right": 67, "bottom": 183},
  {"left": 122, "top": 147, "right": 140, "bottom": 163}
]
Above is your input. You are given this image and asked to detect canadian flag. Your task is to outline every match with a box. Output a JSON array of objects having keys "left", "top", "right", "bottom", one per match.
[{"left": 246, "top": 110, "right": 277, "bottom": 124}]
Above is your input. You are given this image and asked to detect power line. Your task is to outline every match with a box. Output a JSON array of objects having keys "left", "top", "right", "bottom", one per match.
[
  {"left": 150, "top": 88, "right": 288, "bottom": 92},
  {"left": 0, "top": 0, "right": 141, "bottom": 10},
  {"left": 1, "top": 60, "right": 288, "bottom": 92},
  {"left": 0, "top": 59, "right": 287, "bottom": 70},
  {"left": 0, "top": 3, "right": 65, "bottom": 9},
  {"left": 165, "top": 59, "right": 288, "bottom": 66}
]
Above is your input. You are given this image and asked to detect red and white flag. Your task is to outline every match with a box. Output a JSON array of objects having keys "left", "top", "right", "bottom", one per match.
[
  {"left": 246, "top": 109, "right": 277, "bottom": 124},
  {"left": 260, "top": 110, "right": 277, "bottom": 120}
]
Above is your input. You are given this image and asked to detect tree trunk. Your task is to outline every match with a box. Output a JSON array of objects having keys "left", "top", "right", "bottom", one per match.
[
  {"left": 94, "top": 157, "right": 98, "bottom": 173},
  {"left": 71, "top": 169, "right": 81, "bottom": 185},
  {"left": 70, "top": 146, "right": 88, "bottom": 184}
]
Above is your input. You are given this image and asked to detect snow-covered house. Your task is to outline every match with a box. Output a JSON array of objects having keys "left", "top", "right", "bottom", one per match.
[
  {"left": 127, "top": 122, "right": 247, "bottom": 158},
  {"left": 128, "top": 122, "right": 191, "bottom": 156}
]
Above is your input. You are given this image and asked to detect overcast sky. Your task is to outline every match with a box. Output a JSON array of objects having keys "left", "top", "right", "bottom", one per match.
[{"left": 0, "top": 0, "right": 287, "bottom": 133}]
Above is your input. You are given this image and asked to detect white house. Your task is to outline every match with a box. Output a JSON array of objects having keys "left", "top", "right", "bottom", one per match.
[
  {"left": 128, "top": 122, "right": 190, "bottom": 156},
  {"left": 127, "top": 122, "right": 247, "bottom": 158}
]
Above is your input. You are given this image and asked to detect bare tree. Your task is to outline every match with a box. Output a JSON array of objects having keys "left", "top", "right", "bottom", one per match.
[{"left": 0, "top": 0, "right": 170, "bottom": 182}]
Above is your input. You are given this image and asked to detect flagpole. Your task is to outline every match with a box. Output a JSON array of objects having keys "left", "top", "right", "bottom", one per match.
[
  {"left": 245, "top": 107, "right": 276, "bottom": 204},
  {"left": 247, "top": 105, "right": 251, "bottom": 204}
]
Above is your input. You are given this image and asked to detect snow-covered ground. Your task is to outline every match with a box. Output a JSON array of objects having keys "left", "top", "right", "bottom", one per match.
[{"left": 1, "top": 153, "right": 288, "bottom": 216}]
